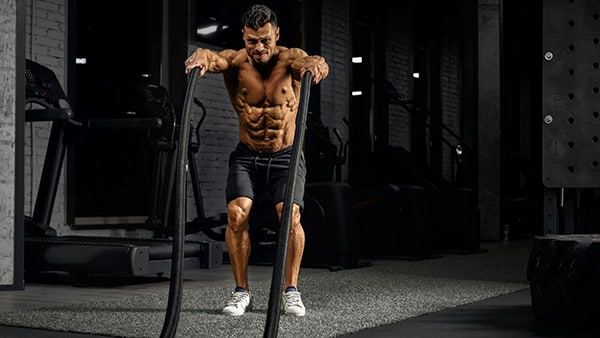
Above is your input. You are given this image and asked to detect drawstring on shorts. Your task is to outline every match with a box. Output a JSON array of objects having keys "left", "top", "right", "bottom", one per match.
[{"left": 253, "top": 153, "right": 274, "bottom": 188}]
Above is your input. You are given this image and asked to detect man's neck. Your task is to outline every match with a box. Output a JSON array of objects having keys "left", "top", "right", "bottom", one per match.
[{"left": 253, "top": 53, "right": 278, "bottom": 75}]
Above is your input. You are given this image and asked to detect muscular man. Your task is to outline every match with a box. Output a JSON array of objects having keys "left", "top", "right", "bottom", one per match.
[{"left": 184, "top": 4, "right": 329, "bottom": 317}]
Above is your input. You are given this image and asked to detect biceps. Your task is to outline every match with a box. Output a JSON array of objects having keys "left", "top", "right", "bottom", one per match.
[
  {"left": 213, "top": 58, "right": 231, "bottom": 72},
  {"left": 213, "top": 50, "right": 236, "bottom": 72}
]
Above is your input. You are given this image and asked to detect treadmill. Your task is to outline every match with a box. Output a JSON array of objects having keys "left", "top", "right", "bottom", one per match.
[{"left": 24, "top": 59, "right": 222, "bottom": 278}]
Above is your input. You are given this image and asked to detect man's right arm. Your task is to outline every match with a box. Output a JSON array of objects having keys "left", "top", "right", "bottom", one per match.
[{"left": 184, "top": 48, "right": 237, "bottom": 76}]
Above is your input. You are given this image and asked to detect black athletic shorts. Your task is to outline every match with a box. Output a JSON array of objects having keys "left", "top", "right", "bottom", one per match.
[{"left": 226, "top": 142, "right": 306, "bottom": 210}]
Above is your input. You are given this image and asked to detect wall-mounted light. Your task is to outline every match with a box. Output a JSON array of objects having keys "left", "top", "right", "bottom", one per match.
[
  {"left": 412, "top": 72, "right": 420, "bottom": 79},
  {"left": 352, "top": 56, "right": 363, "bottom": 64},
  {"left": 352, "top": 91, "right": 363, "bottom": 96},
  {"left": 75, "top": 58, "right": 86, "bottom": 64}
]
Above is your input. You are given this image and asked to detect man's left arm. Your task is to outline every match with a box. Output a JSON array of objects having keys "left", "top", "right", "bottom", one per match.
[{"left": 289, "top": 48, "right": 329, "bottom": 84}]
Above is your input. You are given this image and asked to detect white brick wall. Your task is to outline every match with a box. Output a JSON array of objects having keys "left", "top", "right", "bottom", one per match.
[
  {"left": 0, "top": 0, "right": 18, "bottom": 286},
  {"left": 26, "top": 0, "right": 65, "bottom": 73}
]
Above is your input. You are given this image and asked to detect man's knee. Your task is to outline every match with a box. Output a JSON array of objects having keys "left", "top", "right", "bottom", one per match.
[
  {"left": 227, "top": 198, "right": 252, "bottom": 232},
  {"left": 275, "top": 202, "right": 303, "bottom": 233}
]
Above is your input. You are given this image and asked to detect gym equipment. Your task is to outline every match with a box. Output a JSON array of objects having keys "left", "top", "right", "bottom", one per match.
[
  {"left": 541, "top": 1, "right": 600, "bottom": 236},
  {"left": 331, "top": 120, "right": 350, "bottom": 182},
  {"left": 527, "top": 234, "right": 600, "bottom": 325},
  {"left": 304, "top": 113, "right": 349, "bottom": 183},
  {"left": 304, "top": 116, "right": 362, "bottom": 269},
  {"left": 24, "top": 59, "right": 72, "bottom": 237},
  {"left": 162, "top": 97, "right": 228, "bottom": 241},
  {"left": 302, "top": 181, "right": 360, "bottom": 269},
  {"left": 304, "top": 112, "right": 338, "bottom": 183},
  {"left": 312, "top": 115, "right": 435, "bottom": 259},
  {"left": 23, "top": 59, "right": 221, "bottom": 279},
  {"left": 264, "top": 71, "right": 312, "bottom": 338},
  {"left": 356, "top": 184, "right": 434, "bottom": 259},
  {"left": 354, "top": 182, "right": 481, "bottom": 257},
  {"left": 542, "top": 0, "right": 600, "bottom": 188},
  {"left": 430, "top": 187, "right": 481, "bottom": 254}
]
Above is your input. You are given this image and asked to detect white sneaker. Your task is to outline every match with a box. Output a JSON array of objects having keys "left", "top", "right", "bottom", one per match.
[
  {"left": 222, "top": 290, "right": 252, "bottom": 316},
  {"left": 283, "top": 290, "right": 305, "bottom": 316}
]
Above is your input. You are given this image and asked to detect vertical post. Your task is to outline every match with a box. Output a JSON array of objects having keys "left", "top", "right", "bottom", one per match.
[
  {"left": 264, "top": 72, "right": 313, "bottom": 338},
  {"left": 543, "top": 187, "right": 558, "bottom": 235}
]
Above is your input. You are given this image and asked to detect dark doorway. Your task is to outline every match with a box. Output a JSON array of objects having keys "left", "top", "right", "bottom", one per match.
[
  {"left": 500, "top": 0, "right": 543, "bottom": 237},
  {"left": 66, "top": 0, "right": 163, "bottom": 227}
]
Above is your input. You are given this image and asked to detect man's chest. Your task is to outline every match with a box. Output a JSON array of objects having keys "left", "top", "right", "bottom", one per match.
[{"left": 237, "top": 72, "right": 295, "bottom": 106}]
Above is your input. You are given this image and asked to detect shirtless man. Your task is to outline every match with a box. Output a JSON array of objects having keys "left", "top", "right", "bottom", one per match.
[{"left": 184, "top": 4, "right": 329, "bottom": 317}]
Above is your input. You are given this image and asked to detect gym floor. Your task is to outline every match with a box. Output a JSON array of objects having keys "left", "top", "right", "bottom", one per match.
[{"left": 0, "top": 240, "right": 596, "bottom": 338}]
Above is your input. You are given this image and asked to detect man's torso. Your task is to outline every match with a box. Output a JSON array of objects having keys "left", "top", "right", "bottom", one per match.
[{"left": 224, "top": 49, "right": 301, "bottom": 153}]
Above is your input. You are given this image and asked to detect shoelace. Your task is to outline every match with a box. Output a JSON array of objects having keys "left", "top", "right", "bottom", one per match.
[
  {"left": 284, "top": 292, "right": 302, "bottom": 306},
  {"left": 226, "top": 292, "right": 249, "bottom": 307}
]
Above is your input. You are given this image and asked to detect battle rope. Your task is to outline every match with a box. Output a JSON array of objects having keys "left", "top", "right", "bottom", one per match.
[
  {"left": 264, "top": 71, "right": 313, "bottom": 338},
  {"left": 160, "top": 67, "right": 200, "bottom": 338}
]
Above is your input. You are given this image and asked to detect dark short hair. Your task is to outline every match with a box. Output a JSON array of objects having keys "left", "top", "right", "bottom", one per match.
[{"left": 241, "top": 4, "right": 278, "bottom": 30}]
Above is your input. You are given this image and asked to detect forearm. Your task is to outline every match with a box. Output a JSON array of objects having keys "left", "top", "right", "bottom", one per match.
[
  {"left": 185, "top": 48, "right": 234, "bottom": 75},
  {"left": 291, "top": 55, "right": 329, "bottom": 84}
]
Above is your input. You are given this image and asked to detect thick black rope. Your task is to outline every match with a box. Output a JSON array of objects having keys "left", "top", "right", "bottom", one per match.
[
  {"left": 264, "top": 71, "right": 313, "bottom": 338},
  {"left": 160, "top": 67, "right": 200, "bottom": 338}
]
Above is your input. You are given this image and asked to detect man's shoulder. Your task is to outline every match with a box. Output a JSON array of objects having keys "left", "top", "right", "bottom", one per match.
[
  {"left": 227, "top": 49, "right": 249, "bottom": 66},
  {"left": 278, "top": 47, "right": 308, "bottom": 61}
]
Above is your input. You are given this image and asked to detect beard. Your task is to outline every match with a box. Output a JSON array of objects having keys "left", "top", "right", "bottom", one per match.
[{"left": 252, "top": 50, "right": 270, "bottom": 64}]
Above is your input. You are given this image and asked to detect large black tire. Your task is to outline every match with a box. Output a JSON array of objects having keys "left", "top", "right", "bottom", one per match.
[{"left": 527, "top": 234, "right": 600, "bottom": 324}]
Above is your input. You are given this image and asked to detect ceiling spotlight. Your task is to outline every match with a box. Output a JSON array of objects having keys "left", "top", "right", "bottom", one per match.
[{"left": 197, "top": 24, "right": 219, "bottom": 36}]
